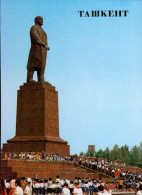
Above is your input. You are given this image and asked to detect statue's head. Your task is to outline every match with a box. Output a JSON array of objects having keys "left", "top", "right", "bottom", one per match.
[{"left": 34, "top": 16, "right": 43, "bottom": 26}]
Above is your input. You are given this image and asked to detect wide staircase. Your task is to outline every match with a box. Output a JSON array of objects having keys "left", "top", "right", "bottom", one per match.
[
  {"left": 1, "top": 160, "right": 100, "bottom": 180},
  {"left": 76, "top": 164, "right": 112, "bottom": 179}
]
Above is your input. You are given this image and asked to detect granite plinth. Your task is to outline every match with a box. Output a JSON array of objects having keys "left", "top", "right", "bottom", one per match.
[{"left": 3, "top": 82, "right": 70, "bottom": 155}]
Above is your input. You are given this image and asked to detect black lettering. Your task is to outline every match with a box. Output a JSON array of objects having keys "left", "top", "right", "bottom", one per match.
[
  {"left": 78, "top": 10, "right": 84, "bottom": 17},
  {"left": 115, "top": 10, "right": 118, "bottom": 17},
  {"left": 85, "top": 11, "right": 90, "bottom": 17},
  {"left": 101, "top": 10, "right": 107, "bottom": 17},
  {"left": 92, "top": 10, "right": 99, "bottom": 17},
  {"left": 124, "top": 10, "right": 129, "bottom": 16},
  {"left": 78, "top": 9, "right": 129, "bottom": 18},
  {"left": 96, "top": 11, "right": 100, "bottom": 17},
  {"left": 91, "top": 11, "right": 95, "bottom": 17},
  {"left": 108, "top": 10, "right": 114, "bottom": 17}
]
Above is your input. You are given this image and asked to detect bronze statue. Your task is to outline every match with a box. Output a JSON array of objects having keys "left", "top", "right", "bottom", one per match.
[{"left": 27, "top": 16, "right": 50, "bottom": 82}]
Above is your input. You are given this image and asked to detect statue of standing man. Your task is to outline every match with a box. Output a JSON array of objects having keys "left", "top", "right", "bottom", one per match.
[{"left": 27, "top": 16, "right": 50, "bottom": 82}]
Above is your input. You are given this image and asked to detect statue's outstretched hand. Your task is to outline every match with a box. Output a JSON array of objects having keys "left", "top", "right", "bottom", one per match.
[{"left": 45, "top": 45, "right": 50, "bottom": 51}]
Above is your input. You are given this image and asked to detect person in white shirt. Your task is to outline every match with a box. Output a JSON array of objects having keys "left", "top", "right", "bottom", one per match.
[
  {"left": 65, "top": 179, "right": 70, "bottom": 186},
  {"left": 68, "top": 181, "right": 74, "bottom": 194},
  {"left": 104, "top": 185, "right": 112, "bottom": 195},
  {"left": 5, "top": 179, "right": 10, "bottom": 195},
  {"left": 10, "top": 176, "right": 16, "bottom": 195},
  {"left": 98, "top": 185, "right": 107, "bottom": 195},
  {"left": 33, "top": 179, "right": 39, "bottom": 195},
  {"left": 50, "top": 181, "right": 58, "bottom": 194},
  {"left": 73, "top": 181, "right": 83, "bottom": 195},
  {"left": 24, "top": 179, "right": 32, "bottom": 195},
  {"left": 56, "top": 176, "right": 61, "bottom": 183},
  {"left": 79, "top": 180, "right": 85, "bottom": 193},
  {"left": 84, "top": 181, "right": 89, "bottom": 193},
  {"left": 39, "top": 180, "right": 45, "bottom": 194},
  {"left": 136, "top": 185, "right": 142, "bottom": 195},
  {"left": 138, "top": 175, "right": 142, "bottom": 181},
  {"left": 56, "top": 181, "right": 62, "bottom": 194},
  {"left": 62, "top": 183, "right": 70, "bottom": 195},
  {"left": 47, "top": 178, "right": 53, "bottom": 194},
  {"left": 60, "top": 179, "right": 65, "bottom": 187},
  {"left": 14, "top": 179, "right": 23, "bottom": 195},
  {"left": 44, "top": 179, "right": 48, "bottom": 194}
]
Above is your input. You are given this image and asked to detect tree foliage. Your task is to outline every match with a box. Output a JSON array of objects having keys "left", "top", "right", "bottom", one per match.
[
  {"left": 79, "top": 151, "right": 85, "bottom": 156},
  {"left": 80, "top": 142, "right": 142, "bottom": 167},
  {"left": 85, "top": 149, "right": 95, "bottom": 157},
  {"left": 95, "top": 149, "right": 105, "bottom": 158},
  {"left": 130, "top": 144, "right": 142, "bottom": 167}
]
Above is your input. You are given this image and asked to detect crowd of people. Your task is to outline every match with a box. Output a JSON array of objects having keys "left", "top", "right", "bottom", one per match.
[
  {"left": 79, "top": 157, "right": 142, "bottom": 180},
  {"left": 1, "top": 176, "right": 142, "bottom": 195},
  {"left": 2, "top": 151, "right": 142, "bottom": 180},
  {"left": 1, "top": 151, "right": 142, "bottom": 194},
  {"left": 2, "top": 152, "right": 77, "bottom": 163}
]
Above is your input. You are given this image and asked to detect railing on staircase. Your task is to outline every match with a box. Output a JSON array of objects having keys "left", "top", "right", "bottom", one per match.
[{"left": 75, "top": 163, "right": 113, "bottom": 178}]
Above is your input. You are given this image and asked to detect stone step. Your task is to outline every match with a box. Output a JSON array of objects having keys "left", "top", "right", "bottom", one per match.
[
  {"left": 1, "top": 160, "right": 100, "bottom": 180},
  {"left": 5, "top": 167, "right": 88, "bottom": 173},
  {"left": 1, "top": 160, "right": 75, "bottom": 168}
]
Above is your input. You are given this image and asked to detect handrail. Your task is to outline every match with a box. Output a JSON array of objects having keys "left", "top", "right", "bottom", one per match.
[{"left": 75, "top": 163, "right": 112, "bottom": 178}]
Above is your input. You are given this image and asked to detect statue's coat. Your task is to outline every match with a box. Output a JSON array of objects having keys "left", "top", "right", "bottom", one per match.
[{"left": 27, "top": 24, "right": 47, "bottom": 70}]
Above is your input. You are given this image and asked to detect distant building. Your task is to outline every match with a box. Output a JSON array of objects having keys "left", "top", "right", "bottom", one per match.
[{"left": 88, "top": 145, "right": 95, "bottom": 152}]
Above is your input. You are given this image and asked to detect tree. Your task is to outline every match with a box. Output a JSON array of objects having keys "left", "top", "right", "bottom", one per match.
[
  {"left": 139, "top": 142, "right": 142, "bottom": 152},
  {"left": 79, "top": 151, "right": 84, "bottom": 157},
  {"left": 120, "top": 145, "right": 131, "bottom": 165},
  {"left": 138, "top": 142, "right": 142, "bottom": 166},
  {"left": 111, "top": 144, "right": 119, "bottom": 161},
  {"left": 95, "top": 149, "right": 104, "bottom": 158},
  {"left": 78, "top": 142, "right": 142, "bottom": 168},
  {"left": 85, "top": 149, "right": 95, "bottom": 157},
  {"left": 104, "top": 147, "right": 111, "bottom": 162},
  {"left": 130, "top": 145, "right": 141, "bottom": 167}
]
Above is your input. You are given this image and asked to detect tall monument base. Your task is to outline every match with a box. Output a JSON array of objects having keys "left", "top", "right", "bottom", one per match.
[
  {"left": 3, "top": 82, "right": 70, "bottom": 155},
  {"left": 3, "top": 141, "right": 69, "bottom": 155}
]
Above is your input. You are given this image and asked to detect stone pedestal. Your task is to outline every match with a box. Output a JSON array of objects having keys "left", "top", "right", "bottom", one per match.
[{"left": 3, "top": 82, "right": 70, "bottom": 155}]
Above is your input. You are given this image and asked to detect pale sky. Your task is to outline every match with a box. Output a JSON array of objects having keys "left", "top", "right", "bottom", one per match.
[{"left": 1, "top": 0, "right": 142, "bottom": 154}]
